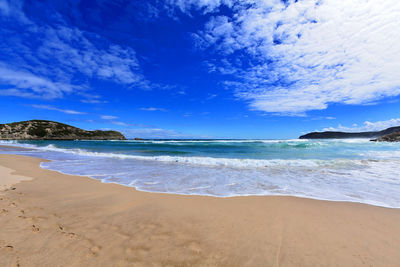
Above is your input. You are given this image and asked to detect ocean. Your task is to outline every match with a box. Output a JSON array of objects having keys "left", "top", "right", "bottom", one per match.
[{"left": 1, "top": 139, "right": 400, "bottom": 208}]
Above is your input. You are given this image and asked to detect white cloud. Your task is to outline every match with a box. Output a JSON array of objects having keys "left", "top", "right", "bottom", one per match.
[
  {"left": 101, "top": 115, "right": 118, "bottom": 120},
  {"left": 323, "top": 118, "right": 400, "bottom": 132},
  {"left": 188, "top": 0, "right": 400, "bottom": 115},
  {"left": 0, "top": 0, "right": 30, "bottom": 24},
  {"left": 81, "top": 99, "right": 107, "bottom": 104},
  {"left": 139, "top": 107, "right": 167, "bottom": 112},
  {"left": 111, "top": 121, "right": 130, "bottom": 126},
  {"left": 0, "top": 0, "right": 11, "bottom": 16},
  {"left": 206, "top": 93, "right": 217, "bottom": 100},
  {"left": 0, "top": 65, "right": 77, "bottom": 99},
  {"left": 0, "top": 0, "right": 148, "bottom": 99},
  {"left": 37, "top": 26, "right": 144, "bottom": 85},
  {"left": 165, "top": 0, "right": 233, "bottom": 15},
  {"left": 31, "top": 104, "right": 86, "bottom": 115}
]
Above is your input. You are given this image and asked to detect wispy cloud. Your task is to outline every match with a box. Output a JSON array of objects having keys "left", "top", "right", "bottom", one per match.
[
  {"left": 165, "top": 0, "right": 233, "bottom": 15},
  {"left": 31, "top": 104, "right": 86, "bottom": 115},
  {"left": 111, "top": 121, "right": 130, "bottom": 126},
  {"left": 139, "top": 107, "right": 167, "bottom": 112},
  {"left": 81, "top": 99, "right": 107, "bottom": 104},
  {"left": 0, "top": 65, "right": 77, "bottom": 99},
  {"left": 0, "top": 0, "right": 149, "bottom": 99},
  {"left": 80, "top": 94, "right": 108, "bottom": 104},
  {"left": 206, "top": 94, "right": 217, "bottom": 100},
  {"left": 0, "top": 0, "right": 30, "bottom": 24},
  {"left": 100, "top": 115, "right": 118, "bottom": 120},
  {"left": 106, "top": 120, "right": 153, "bottom": 128},
  {"left": 323, "top": 118, "right": 400, "bottom": 132},
  {"left": 184, "top": 0, "right": 400, "bottom": 115}
]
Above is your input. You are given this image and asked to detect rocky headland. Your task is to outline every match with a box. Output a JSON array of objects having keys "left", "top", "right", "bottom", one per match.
[
  {"left": 0, "top": 120, "right": 126, "bottom": 140},
  {"left": 372, "top": 131, "right": 400, "bottom": 142},
  {"left": 299, "top": 126, "right": 400, "bottom": 141}
]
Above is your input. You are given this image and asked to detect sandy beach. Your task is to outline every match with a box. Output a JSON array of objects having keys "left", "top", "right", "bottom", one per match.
[{"left": 1, "top": 153, "right": 400, "bottom": 266}]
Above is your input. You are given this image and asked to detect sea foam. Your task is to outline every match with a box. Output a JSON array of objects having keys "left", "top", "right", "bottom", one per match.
[{"left": 1, "top": 139, "right": 400, "bottom": 208}]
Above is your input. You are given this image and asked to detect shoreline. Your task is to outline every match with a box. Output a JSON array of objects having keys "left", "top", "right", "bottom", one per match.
[
  {"left": 2, "top": 142, "right": 395, "bottom": 209},
  {"left": 1, "top": 154, "right": 400, "bottom": 266},
  {"left": 3, "top": 145, "right": 383, "bottom": 208},
  {"left": 42, "top": 164, "right": 400, "bottom": 210},
  {"left": 1, "top": 143, "right": 399, "bottom": 209}
]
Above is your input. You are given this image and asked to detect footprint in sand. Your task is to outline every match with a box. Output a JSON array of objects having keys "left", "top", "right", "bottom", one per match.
[
  {"left": 67, "top": 233, "right": 77, "bottom": 238},
  {"left": 9, "top": 202, "right": 17, "bottom": 208},
  {"left": 4, "top": 245, "right": 14, "bottom": 251},
  {"left": 91, "top": 246, "right": 100, "bottom": 253},
  {"left": 59, "top": 226, "right": 78, "bottom": 239},
  {"left": 31, "top": 225, "right": 40, "bottom": 232},
  {"left": 58, "top": 228, "right": 78, "bottom": 239},
  {"left": 86, "top": 245, "right": 101, "bottom": 257},
  {"left": 1, "top": 209, "right": 8, "bottom": 215}
]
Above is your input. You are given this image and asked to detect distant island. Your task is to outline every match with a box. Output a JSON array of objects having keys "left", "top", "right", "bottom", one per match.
[
  {"left": 299, "top": 126, "right": 400, "bottom": 141},
  {"left": 0, "top": 120, "right": 126, "bottom": 140}
]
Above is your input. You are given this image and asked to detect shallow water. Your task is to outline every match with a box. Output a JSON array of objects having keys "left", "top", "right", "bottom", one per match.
[{"left": 1, "top": 139, "right": 400, "bottom": 208}]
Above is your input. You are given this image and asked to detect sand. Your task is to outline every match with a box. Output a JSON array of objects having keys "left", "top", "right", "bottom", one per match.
[
  {"left": 0, "top": 165, "right": 32, "bottom": 191},
  {"left": 0, "top": 153, "right": 400, "bottom": 266}
]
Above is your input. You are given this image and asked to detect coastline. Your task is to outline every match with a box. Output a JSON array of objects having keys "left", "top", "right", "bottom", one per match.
[
  {"left": 1, "top": 154, "right": 400, "bottom": 266},
  {"left": 2, "top": 140, "right": 400, "bottom": 208}
]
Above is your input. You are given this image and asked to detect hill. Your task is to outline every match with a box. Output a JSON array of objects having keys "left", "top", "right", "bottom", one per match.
[
  {"left": 0, "top": 120, "right": 126, "bottom": 140},
  {"left": 299, "top": 126, "right": 400, "bottom": 140}
]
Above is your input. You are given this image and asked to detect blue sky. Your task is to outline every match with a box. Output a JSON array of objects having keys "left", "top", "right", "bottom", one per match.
[{"left": 1, "top": 0, "right": 400, "bottom": 139}]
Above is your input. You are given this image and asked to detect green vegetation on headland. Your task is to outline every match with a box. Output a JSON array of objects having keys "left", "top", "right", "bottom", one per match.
[
  {"left": 299, "top": 126, "right": 400, "bottom": 142},
  {"left": 0, "top": 120, "right": 126, "bottom": 140}
]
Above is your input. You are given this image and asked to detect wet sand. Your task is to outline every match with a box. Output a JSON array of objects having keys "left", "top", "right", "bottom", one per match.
[{"left": 1, "top": 153, "right": 400, "bottom": 266}]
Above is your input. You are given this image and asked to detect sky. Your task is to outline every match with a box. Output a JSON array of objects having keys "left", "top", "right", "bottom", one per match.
[{"left": 1, "top": 0, "right": 400, "bottom": 139}]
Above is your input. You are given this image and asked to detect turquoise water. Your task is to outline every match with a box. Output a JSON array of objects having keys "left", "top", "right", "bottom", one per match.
[{"left": 1, "top": 139, "right": 400, "bottom": 208}]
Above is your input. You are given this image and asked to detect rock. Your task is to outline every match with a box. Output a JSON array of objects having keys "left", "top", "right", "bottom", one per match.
[
  {"left": 373, "top": 131, "right": 400, "bottom": 142},
  {"left": 0, "top": 120, "right": 126, "bottom": 140}
]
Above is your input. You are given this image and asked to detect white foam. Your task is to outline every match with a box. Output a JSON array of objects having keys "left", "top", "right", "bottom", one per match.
[
  {"left": 0, "top": 143, "right": 351, "bottom": 168},
  {"left": 2, "top": 141, "right": 400, "bottom": 169},
  {"left": 121, "top": 139, "right": 309, "bottom": 144},
  {"left": 3, "top": 140, "right": 400, "bottom": 208}
]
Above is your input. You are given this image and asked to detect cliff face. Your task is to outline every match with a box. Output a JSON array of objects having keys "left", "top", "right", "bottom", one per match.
[
  {"left": 299, "top": 126, "right": 400, "bottom": 140},
  {"left": 0, "top": 120, "right": 126, "bottom": 140}
]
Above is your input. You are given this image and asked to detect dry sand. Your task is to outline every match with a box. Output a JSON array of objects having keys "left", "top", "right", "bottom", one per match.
[
  {"left": 0, "top": 153, "right": 400, "bottom": 266},
  {"left": 0, "top": 165, "right": 32, "bottom": 191}
]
